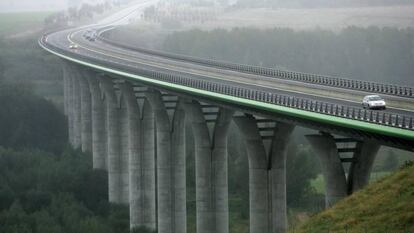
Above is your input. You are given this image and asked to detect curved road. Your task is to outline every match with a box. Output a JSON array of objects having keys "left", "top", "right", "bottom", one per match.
[
  {"left": 45, "top": 26, "right": 414, "bottom": 118},
  {"left": 40, "top": 1, "right": 414, "bottom": 152}
]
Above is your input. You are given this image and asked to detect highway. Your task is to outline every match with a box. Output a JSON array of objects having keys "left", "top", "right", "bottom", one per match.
[
  {"left": 46, "top": 27, "right": 414, "bottom": 112},
  {"left": 39, "top": 1, "right": 414, "bottom": 148}
]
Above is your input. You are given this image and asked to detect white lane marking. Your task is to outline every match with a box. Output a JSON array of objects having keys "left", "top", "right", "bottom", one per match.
[{"left": 66, "top": 32, "right": 414, "bottom": 114}]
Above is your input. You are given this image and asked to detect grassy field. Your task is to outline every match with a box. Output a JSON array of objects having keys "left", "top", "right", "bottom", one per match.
[
  {"left": 0, "top": 11, "right": 63, "bottom": 102},
  {"left": 184, "top": 5, "right": 414, "bottom": 31},
  {"left": 291, "top": 164, "right": 414, "bottom": 232},
  {"left": 0, "top": 11, "right": 52, "bottom": 36},
  {"left": 310, "top": 172, "right": 392, "bottom": 194}
]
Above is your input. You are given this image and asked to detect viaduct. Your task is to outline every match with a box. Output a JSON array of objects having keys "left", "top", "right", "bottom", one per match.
[{"left": 39, "top": 6, "right": 414, "bottom": 233}]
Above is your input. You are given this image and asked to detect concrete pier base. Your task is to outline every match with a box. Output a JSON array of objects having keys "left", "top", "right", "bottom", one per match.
[{"left": 234, "top": 115, "right": 294, "bottom": 233}]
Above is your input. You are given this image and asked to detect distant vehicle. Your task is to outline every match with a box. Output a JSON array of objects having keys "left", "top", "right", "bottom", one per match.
[
  {"left": 83, "top": 30, "right": 97, "bottom": 42},
  {"left": 362, "top": 95, "right": 386, "bottom": 110},
  {"left": 69, "top": 43, "right": 78, "bottom": 49}
]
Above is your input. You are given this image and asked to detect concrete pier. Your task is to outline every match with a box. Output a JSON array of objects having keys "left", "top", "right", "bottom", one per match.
[
  {"left": 306, "top": 134, "right": 348, "bottom": 207},
  {"left": 270, "top": 123, "right": 294, "bottom": 233},
  {"left": 62, "top": 65, "right": 69, "bottom": 116},
  {"left": 349, "top": 140, "right": 380, "bottom": 192},
  {"left": 65, "top": 67, "right": 74, "bottom": 145},
  {"left": 87, "top": 76, "right": 107, "bottom": 170},
  {"left": 120, "top": 83, "right": 156, "bottom": 230},
  {"left": 79, "top": 74, "right": 92, "bottom": 153},
  {"left": 72, "top": 73, "right": 82, "bottom": 149},
  {"left": 234, "top": 115, "right": 294, "bottom": 233},
  {"left": 146, "top": 89, "right": 186, "bottom": 233},
  {"left": 101, "top": 78, "right": 129, "bottom": 204},
  {"left": 306, "top": 134, "right": 380, "bottom": 207},
  {"left": 184, "top": 100, "right": 233, "bottom": 233}
]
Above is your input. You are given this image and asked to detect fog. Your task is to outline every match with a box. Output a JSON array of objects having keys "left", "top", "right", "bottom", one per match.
[
  {"left": 3, "top": 0, "right": 414, "bottom": 12},
  {"left": 0, "top": 0, "right": 414, "bottom": 232},
  {"left": 0, "top": 0, "right": 117, "bottom": 12}
]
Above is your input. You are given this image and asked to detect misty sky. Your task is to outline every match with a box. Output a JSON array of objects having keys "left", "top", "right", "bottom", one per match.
[{"left": 0, "top": 0, "right": 110, "bottom": 12}]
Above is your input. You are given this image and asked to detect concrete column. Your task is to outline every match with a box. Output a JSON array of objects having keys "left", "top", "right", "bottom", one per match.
[
  {"left": 349, "top": 140, "right": 380, "bottom": 193},
  {"left": 234, "top": 115, "right": 269, "bottom": 233},
  {"left": 172, "top": 101, "right": 187, "bottom": 233},
  {"left": 72, "top": 73, "right": 82, "bottom": 149},
  {"left": 141, "top": 99, "right": 156, "bottom": 229},
  {"left": 79, "top": 74, "right": 92, "bottom": 153},
  {"left": 146, "top": 90, "right": 186, "bottom": 233},
  {"left": 269, "top": 123, "right": 294, "bottom": 233},
  {"left": 184, "top": 100, "right": 233, "bottom": 233},
  {"left": 120, "top": 95, "right": 130, "bottom": 204},
  {"left": 62, "top": 65, "right": 69, "bottom": 116},
  {"left": 234, "top": 115, "right": 294, "bottom": 233},
  {"left": 120, "top": 83, "right": 156, "bottom": 230},
  {"left": 306, "top": 134, "right": 348, "bottom": 207},
  {"left": 66, "top": 68, "right": 75, "bottom": 145},
  {"left": 211, "top": 109, "right": 233, "bottom": 233},
  {"left": 101, "top": 78, "right": 129, "bottom": 204},
  {"left": 87, "top": 76, "right": 107, "bottom": 170}
]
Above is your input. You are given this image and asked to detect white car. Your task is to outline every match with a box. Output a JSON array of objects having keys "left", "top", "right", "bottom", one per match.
[
  {"left": 69, "top": 43, "right": 78, "bottom": 49},
  {"left": 362, "top": 95, "right": 386, "bottom": 110}
]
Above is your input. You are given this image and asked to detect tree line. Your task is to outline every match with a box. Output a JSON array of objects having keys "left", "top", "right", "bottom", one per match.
[
  {"left": 235, "top": 0, "right": 414, "bottom": 8},
  {"left": 163, "top": 26, "right": 414, "bottom": 86}
]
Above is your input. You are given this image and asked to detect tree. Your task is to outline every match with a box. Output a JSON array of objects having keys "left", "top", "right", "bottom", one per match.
[
  {"left": 382, "top": 151, "right": 399, "bottom": 172},
  {"left": 287, "top": 145, "right": 322, "bottom": 209},
  {"left": 162, "top": 27, "right": 414, "bottom": 86},
  {"left": 0, "top": 83, "right": 67, "bottom": 153}
]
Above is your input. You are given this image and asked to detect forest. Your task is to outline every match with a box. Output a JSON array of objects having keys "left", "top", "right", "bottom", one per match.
[
  {"left": 162, "top": 27, "right": 414, "bottom": 86},
  {"left": 234, "top": 0, "right": 414, "bottom": 8},
  {"left": 0, "top": 82, "right": 139, "bottom": 233},
  {"left": 1, "top": 9, "right": 413, "bottom": 233},
  {"left": 0, "top": 79, "right": 406, "bottom": 232},
  {"left": 0, "top": 80, "right": 325, "bottom": 232}
]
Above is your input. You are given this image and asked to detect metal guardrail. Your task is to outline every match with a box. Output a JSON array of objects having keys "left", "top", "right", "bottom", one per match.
[
  {"left": 97, "top": 30, "right": 414, "bottom": 99},
  {"left": 39, "top": 36, "right": 414, "bottom": 131}
]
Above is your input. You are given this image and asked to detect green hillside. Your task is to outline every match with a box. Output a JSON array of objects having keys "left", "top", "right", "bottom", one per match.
[{"left": 291, "top": 163, "right": 414, "bottom": 233}]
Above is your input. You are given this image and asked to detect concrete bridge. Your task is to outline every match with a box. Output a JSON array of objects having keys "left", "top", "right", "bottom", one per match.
[{"left": 39, "top": 6, "right": 414, "bottom": 233}]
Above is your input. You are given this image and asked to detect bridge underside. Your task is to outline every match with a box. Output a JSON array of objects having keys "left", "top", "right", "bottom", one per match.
[{"left": 63, "top": 62, "right": 412, "bottom": 233}]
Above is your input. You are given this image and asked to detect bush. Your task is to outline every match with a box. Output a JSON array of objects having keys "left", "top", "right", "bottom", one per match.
[{"left": 400, "top": 160, "right": 414, "bottom": 170}]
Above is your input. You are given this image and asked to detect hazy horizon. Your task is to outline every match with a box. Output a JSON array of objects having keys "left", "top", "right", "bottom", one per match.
[{"left": 0, "top": 0, "right": 114, "bottom": 12}]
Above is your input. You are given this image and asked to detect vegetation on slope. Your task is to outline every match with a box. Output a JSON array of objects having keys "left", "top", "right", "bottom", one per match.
[
  {"left": 292, "top": 163, "right": 414, "bottom": 232},
  {"left": 0, "top": 83, "right": 66, "bottom": 154},
  {"left": 0, "top": 84, "right": 134, "bottom": 233},
  {"left": 0, "top": 11, "right": 62, "bottom": 103},
  {"left": 0, "top": 12, "right": 52, "bottom": 36}
]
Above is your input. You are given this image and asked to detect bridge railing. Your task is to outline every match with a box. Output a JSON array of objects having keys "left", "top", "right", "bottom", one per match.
[
  {"left": 97, "top": 30, "right": 414, "bottom": 99},
  {"left": 39, "top": 36, "right": 414, "bottom": 131}
]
